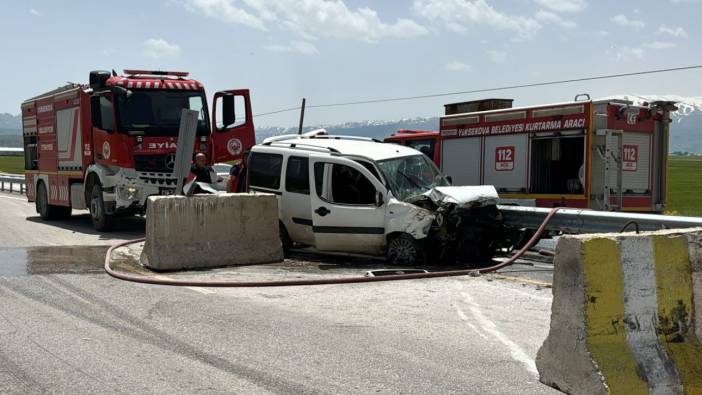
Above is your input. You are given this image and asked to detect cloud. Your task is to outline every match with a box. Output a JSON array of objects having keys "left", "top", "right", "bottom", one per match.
[
  {"left": 29, "top": 8, "right": 41, "bottom": 16},
  {"left": 643, "top": 41, "right": 677, "bottom": 49},
  {"left": 413, "top": 0, "right": 541, "bottom": 39},
  {"left": 533, "top": 0, "right": 587, "bottom": 12},
  {"left": 264, "top": 41, "right": 319, "bottom": 55},
  {"left": 142, "top": 38, "right": 181, "bottom": 58},
  {"left": 658, "top": 24, "right": 688, "bottom": 38},
  {"left": 186, "top": 0, "right": 428, "bottom": 43},
  {"left": 185, "top": 0, "right": 266, "bottom": 30},
  {"left": 610, "top": 14, "right": 645, "bottom": 29},
  {"left": 535, "top": 10, "right": 576, "bottom": 28},
  {"left": 613, "top": 46, "right": 644, "bottom": 61},
  {"left": 487, "top": 49, "right": 508, "bottom": 64},
  {"left": 445, "top": 61, "right": 472, "bottom": 71}
]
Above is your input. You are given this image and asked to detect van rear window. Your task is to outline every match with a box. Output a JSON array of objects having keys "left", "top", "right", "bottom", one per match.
[{"left": 249, "top": 152, "right": 283, "bottom": 190}]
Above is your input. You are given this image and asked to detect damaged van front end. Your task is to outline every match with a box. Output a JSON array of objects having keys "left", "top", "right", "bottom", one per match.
[{"left": 386, "top": 185, "right": 519, "bottom": 264}]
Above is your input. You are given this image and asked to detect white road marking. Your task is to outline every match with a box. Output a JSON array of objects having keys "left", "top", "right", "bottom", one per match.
[
  {"left": 454, "top": 305, "right": 489, "bottom": 340},
  {"left": 0, "top": 194, "right": 26, "bottom": 201},
  {"left": 185, "top": 286, "right": 216, "bottom": 295},
  {"left": 461, "top": 291, "right": 538, "bottom": 376}
]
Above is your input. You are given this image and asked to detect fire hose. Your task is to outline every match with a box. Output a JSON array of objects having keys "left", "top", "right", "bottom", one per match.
[{"left": 104, "top": 207, "right": 561, "bottom": 287}]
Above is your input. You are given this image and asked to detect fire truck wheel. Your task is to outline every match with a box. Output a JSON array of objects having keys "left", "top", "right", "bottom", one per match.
[
  {"left": 36, "top": 182, "right": 53, "bottom": 220},
  {"left": 90, "top": 182, "right": 113, "bottom": 231},
  {"left": 386, "top": 233, "right": 425, "bottom": 266}
]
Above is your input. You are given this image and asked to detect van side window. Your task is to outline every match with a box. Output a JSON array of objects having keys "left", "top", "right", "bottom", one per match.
[
  {"left": 354, "top": 160, "right": 382, "bottom": 182},
  {"left": 249, "top": 152, "right": 283, "bottom": 190},
  {"left": 330, "top": 164, "right": 375, "bottom": 205},
  {"left": 285, "top": 156, "right": 309, "bottom": 195},
  {"left": 314, "top": 162, "right": 325, "bottom": 198}
]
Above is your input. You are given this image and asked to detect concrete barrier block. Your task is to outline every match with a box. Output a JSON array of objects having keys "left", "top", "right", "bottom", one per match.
[
  {"left": 537, "top": 228, "right": 702, "bottom": 395},
  {"left": 141, "top": 193, "right": 283, "bottom": 270}
]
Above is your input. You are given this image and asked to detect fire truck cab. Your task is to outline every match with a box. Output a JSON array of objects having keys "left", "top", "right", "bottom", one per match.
[
  {"left": 21, "top": 69, "right": 255, "bottom": 230},
  {"left": 386, "top": 96, "right": 677, "bottom": 212}
]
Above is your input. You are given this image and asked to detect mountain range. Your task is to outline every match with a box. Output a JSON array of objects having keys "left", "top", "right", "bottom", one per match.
[{"left": 2, "top": 95, "right": 701, "bottom": 152}]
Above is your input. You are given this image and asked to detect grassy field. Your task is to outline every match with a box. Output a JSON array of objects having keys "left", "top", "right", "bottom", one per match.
[
  {"left": 0, "top": 156, "right": 24, "bottom": 174},
  {"left": 667, "top": 155, "right": 702, "bottom": 216},
  {"left": 0, "top": 154, "right": 700, "bottom": 215}
]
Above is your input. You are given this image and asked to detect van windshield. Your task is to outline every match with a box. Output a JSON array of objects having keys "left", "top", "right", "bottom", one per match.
[
  {"left": 376, "top": 155, "right": 449, "bottom": 201},
  {"left": 116, "top": 89, "right": 209, "bottom": 136}
]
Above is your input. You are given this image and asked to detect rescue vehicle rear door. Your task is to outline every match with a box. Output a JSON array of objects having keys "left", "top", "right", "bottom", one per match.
[{"left": 211, "top": 90, "right": 255, "bottom": 163}]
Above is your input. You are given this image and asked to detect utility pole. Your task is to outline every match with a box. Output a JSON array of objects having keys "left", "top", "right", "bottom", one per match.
[{"left": 298, "top": 98, "right": 306, "bottom": 135}]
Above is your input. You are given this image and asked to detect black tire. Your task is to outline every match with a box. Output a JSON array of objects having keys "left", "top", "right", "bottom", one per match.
[
  {"left": 279, "top": 222, "right": 293, "bottom": 257},
  {"left": 35, "top": 182, "right": 53, "bottom": 220},
  {"left": 386, "top": 233, "right": 424, "bottom": 266},
  {"left": 35, "top": 182, "right": 71, "bottom": 220},
  {"left": 89, "top": 182, "right": 113, "bottom": 231}
]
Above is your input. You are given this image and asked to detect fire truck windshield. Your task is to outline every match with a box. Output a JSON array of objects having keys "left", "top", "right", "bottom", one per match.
[
  {"left": 377, "top": 154, "right": 449, "bottom": 202},
  {"left": 116, "top": 90, "right": 209, "bottom": 136}
]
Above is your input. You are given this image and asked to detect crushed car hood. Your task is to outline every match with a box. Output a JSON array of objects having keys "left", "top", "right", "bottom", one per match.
[{"left": 422, "top": 185, "right": 499, "bottom": 208}]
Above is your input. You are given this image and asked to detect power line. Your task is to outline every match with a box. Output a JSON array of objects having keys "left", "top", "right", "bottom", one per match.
[{"left": 253, "top": 64, "right": 702, "bottom": 118}]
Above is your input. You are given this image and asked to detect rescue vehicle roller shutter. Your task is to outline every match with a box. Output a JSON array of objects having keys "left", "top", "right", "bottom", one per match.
[
  {"left": 610, "top": 132, "right": 652, "bottom": 194},
  {"left": 441, "top": 138, "right": 481, "bottom": 185},
  {"left": 483, "top": 134, "right": 528, "bottom": 192}
]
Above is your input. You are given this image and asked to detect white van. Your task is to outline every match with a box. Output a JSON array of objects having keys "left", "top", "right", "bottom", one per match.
[{"left": 247, "top": 130, "right": 514, "bottom": 265}]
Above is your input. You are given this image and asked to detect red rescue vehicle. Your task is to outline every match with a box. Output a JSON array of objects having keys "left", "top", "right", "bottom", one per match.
[
  {"left": 385, "top": 96, "right": 677, "bottom": 212},
  {"left": 21, "top": 69, "right": 255, "bottom": 230}
]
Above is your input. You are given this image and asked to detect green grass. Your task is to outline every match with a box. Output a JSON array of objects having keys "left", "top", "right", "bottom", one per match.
[
  {"left": 1, "top": 153, "right": 699, "bottom": 215},
  {"left": 0, "top": 156, "right": 24, "bottom": 174},
  {"left": 667, "top": 155, "right": 702, "bottom": 216}
]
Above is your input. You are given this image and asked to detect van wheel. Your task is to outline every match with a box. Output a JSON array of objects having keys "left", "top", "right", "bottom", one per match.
[
  {"left": 387, "top": 234, "right": 424, "bottom": 266},
  {"left": 89, "top": 182, "right": 113, "bottom": 231},
  {"left": 279, "top": 223, "right": 293, "bottom": 257}
]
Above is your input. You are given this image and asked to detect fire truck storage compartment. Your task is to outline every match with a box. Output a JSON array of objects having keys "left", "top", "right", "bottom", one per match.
[
  {"left": 56, "top": 107, "right": 83, "bottom": 170},
  {"left": 529, "top": 132, "right": 584, "bottom": 194},
  {"left": 441, "top": 137, "right": 481, "bottom": 185},
  {"left": 483, "top": 134, "right": 528, "bottom": 192},
  {"left": 608, "top": 131, "right": 651, "bottom": 194}
]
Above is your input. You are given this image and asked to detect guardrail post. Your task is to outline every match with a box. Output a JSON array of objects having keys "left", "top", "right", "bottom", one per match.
[
  {"left": 20, "top": 183, "right": 24, "bottom": 194},
  {"left": 1, "top": 181, "right": 4, "bottom": 191}
]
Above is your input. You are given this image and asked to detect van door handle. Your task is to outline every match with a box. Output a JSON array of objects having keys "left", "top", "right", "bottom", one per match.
[{"left": 315, "top": 206, "right": 330, "bottom": 216}]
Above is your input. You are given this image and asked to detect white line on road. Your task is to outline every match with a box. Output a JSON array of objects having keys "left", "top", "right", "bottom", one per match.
[
  {"left": 460, "top": 291, "right": 538, "bottom": 377},
  {"left": 0, "top": 194, "right": 26, "bottom": 201},
  {"left": 454, "top": 305, "right": 489, "bottom": 340}
]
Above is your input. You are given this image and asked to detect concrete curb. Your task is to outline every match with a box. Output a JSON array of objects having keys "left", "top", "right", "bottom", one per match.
[
  {"left": 140, "top": 193, "right": 283, "bottom": 270},
  {"left": 536, "top": 228, "right": 702, "bottom": 395}
]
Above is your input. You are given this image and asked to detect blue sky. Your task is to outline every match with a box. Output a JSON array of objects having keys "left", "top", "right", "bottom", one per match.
[{"left": 0, "top": 0, "right": 699, "bottom": 126}]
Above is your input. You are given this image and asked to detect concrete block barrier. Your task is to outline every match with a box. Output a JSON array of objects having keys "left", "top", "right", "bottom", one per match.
[
  {"left": 537, "top": 228, "right": 702, "bottom": 395},
  {"left": 141, "top": 193, "right": 283, "bottom": 270}
]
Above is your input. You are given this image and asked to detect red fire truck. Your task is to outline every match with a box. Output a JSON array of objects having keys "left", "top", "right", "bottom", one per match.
[
  {"left": 21, "top": 69, "right": 255, "bottom": 230},
  {"left": 385, "top": 96, "right": 677, "bottom": 212}
]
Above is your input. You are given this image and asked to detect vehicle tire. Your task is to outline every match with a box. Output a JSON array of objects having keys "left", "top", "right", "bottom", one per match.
[
  {"left": 279, "top": 222, "right": 293, "bottom": 257},
  {"left": 386, "top": 233, "right": 424, "bottom": 266},
  {"left": 89, "top": 182, "right": 113, "bottom": 231},
  {"left": 36, "top": 182, "right": 54, "bottom": 220}
]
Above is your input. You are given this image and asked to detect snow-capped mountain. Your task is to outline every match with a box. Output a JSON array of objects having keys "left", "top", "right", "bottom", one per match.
[{"left": 2, "top": 95, "right": 701, "bottom": 152}]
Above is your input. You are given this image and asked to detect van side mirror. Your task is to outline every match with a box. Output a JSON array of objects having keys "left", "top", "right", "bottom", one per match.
[
  {"left": 375, "top": 190, "right": 385, "bottom": 207},
  {"left": 222, "top": 95, "right": 236, "bottom": 128}
]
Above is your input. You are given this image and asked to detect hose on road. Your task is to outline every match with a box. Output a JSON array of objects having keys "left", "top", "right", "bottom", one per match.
[{"left": 104, "top": 207, "right": 560, "bottom": 287}]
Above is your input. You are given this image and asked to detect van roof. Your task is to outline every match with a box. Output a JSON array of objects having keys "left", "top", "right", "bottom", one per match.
[{"left": 261, "top": 136, "right": 421, "bottom": 161}]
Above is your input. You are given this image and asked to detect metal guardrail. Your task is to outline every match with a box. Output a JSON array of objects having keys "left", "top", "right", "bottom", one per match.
[
  {"left": 498, "top": 205, "right": 702, "bottom": 234},
  {"left": 0, "top": 173, "right": 25, "bottom": 194}
]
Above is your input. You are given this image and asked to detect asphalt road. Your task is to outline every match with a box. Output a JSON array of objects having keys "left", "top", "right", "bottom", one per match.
[{"left": 0, "top": 191, "right": 559, "bottom": 394}]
